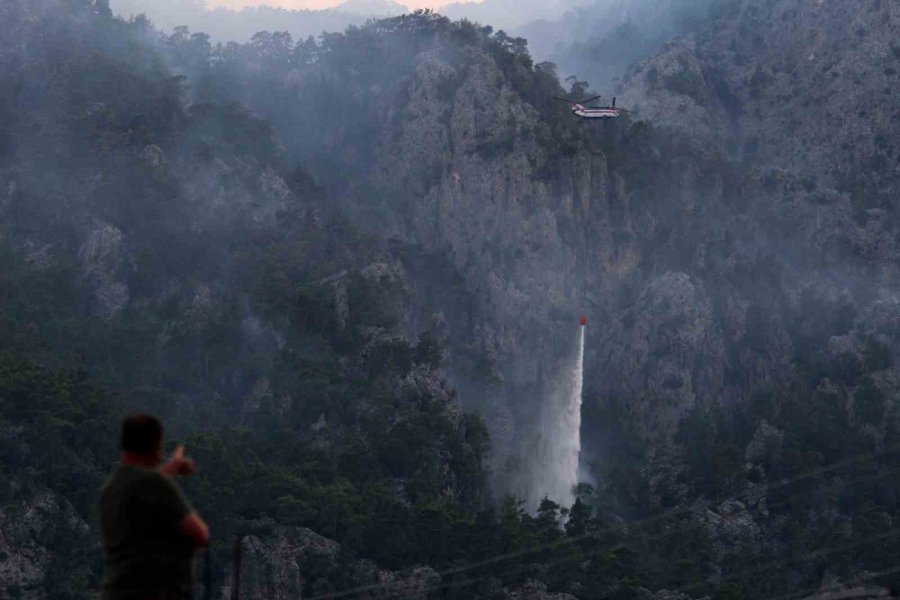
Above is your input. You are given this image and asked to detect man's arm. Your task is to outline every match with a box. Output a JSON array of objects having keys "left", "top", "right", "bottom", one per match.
[
  {"left": 156, "top": 445, "right": 208, "bottom": 547},
  {"left": 177, "top": 512, "right": 210, "bottom": 548}
]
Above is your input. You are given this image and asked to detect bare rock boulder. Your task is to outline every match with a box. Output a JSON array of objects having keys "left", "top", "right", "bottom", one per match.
[{"left": 78, "top": 223, "right": 129, "bottom": 319}]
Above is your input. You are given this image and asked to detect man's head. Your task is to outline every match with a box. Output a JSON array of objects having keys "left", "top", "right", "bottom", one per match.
[{"left": 119, "top": 413, "right": 164, "bottom": 465}]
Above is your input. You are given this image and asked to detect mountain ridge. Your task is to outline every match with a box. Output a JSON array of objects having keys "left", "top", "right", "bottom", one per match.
[
  {"left": 110, "top": 0, "right": 408, "bottom": 42},
  {"left": 4, "top": 0, "right": 900, "bottom": 599}
]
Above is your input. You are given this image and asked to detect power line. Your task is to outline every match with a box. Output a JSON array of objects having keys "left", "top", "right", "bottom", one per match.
[
  {"left": 374, "top": 523, "right": 900, "bottom": 600},
  {"left": 422, "top": 507, "right": 900, "bottom": 600},
  {"left": 754, "top": 563, "right": 900, "bottom": 600},
  {"left": 678, "top": 528, "right": 900, "bottom": 596},
  {"left": 764, "top": 463, "right": 900, "bottom": 512},
  {"left": 299, "top": 443, "right": 900, "bottom": 600},
  {"left": 308, "top": 499, "right": 898, "bottom": 600}
]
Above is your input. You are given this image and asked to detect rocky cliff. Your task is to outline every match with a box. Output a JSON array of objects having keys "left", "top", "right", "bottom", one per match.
[
  {"left": 5, "top": 1, "right": 900, "bottom": 599},
  {"left": 0, "top": 3, "right": 490, "bottom": 597},
  {"left": 190, "top": 6, "right": 900, "bottom": 595},
  {"left": 219, "top": 522, "right": 587, "bottom": 600},
  {"left": 610, "top": 0, "right": 900, "bottom": 427},
  {"left": 618, "top": 0, "right": 900, "bottom": 205},
  {"left": 177, "top": 3, "right": 900, "bottom": 507}
]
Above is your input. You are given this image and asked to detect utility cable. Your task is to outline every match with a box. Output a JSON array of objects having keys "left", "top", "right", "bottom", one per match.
[
  {"left": 372, "top": 524, "right": 900, "bottom": 600},
  {"left": 301, "top": 443, "right": 900, "bottom": 600}
]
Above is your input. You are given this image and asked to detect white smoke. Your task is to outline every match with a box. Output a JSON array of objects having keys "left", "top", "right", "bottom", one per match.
[
  {"left": 108, "top": 0, "right": 408, "bottom": 43},
  {"left": 440, "top": 0, "right": 592, "bottom": 32},
  {"left": 530, "top": 324, "right": 585, "bottom": 510}
]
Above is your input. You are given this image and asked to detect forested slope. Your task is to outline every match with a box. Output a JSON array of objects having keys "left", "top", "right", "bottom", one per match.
[
  {"left": 0, "top": 2, "right": 487, "bottom": 597},
  {"left": 0, "top": 3, "right": 685, "bottom": 600},
  {"left": 152, "top": 5, "right": 900, "bottom": 600},
  {"left": 4, "top": 1, "right": 900, "bottom": 600}
]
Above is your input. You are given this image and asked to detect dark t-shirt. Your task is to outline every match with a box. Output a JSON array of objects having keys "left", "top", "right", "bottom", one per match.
[{"left": 99, "top": 465, "right": 195, "bottom": 600}]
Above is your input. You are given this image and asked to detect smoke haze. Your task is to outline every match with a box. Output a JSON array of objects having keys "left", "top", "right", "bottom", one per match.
[
  {"left": 7, "top": 0, "right": 900, "bottom": 597},
  {"left": 110, "top": 0, "right": 720, "bottom": 93},
  {"left": 109, "top": 0, "right": 410, "bottom": 41}
]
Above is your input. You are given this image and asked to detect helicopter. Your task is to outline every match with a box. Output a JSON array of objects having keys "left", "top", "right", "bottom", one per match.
[{"left": 555, "top": 95, "right": 632, "bottom": 120}]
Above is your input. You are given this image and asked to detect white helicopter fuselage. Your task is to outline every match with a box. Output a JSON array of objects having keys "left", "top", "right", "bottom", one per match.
[{"left": 572, "top": 104, "right": 620, "bottom": 119}]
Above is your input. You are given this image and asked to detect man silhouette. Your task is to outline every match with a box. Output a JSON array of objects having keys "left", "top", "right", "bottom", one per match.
[{"left": 99, "top": 414, "right": 209, "bottom": 600}]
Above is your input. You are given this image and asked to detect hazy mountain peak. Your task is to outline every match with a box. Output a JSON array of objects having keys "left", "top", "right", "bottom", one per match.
[
  {"left": 332, "top": 0, "right": 409, "bottom": 15},
  {"left": 110, "top": 0, "right": 407, "bottom": 41},
  {"left": 438, "top": 0, "right": 592, "bottom": 31}
]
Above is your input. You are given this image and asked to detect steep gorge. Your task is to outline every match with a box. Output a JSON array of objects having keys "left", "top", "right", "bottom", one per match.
[
  {"left": 173, "top": 17, "right": 737, "bottom": 500},
  {"left": 196, "top": 5, "right": 900, "bottom": 595},
  {"left": 4, "top": 1, "right": 900, "bottom": 599}
]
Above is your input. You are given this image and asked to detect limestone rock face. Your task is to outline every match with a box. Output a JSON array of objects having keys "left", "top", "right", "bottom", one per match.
[
  {"left": 402, "top": 363, "right": 461, "bottom": 421},
  {"left": 617, "top": 0, "right": 900, "bottom": 188},
  {"left": 506, "top": 581, "right": 580, "bottom": 600},
  {"left": 643, "top": 590, "right": 697, "bottom": 600},
  {"left": 21, "top": 239, "right": 53, "bottom": 270},
  {"left": 0, "top": 496, "right": 53, "bottom": 597},
  {"left": 370, "top": 566, "right": 440, "bottom": 600},
  {"left": 142, "top": 144, "right": 165, "bottom": 168},
  {"left": 260, "top": 167, "right": 292, "bottom": 203},
  {"left": 180, "top": 147, "right": 301, "bottom": 235},
  {"left": 859, "top": 294, "right": 900, "bottom": 341},
  {"left": 78, "top": 223, "right": 129, "bottom": 319},
  {"left": 223, "top": 527, "right": 442, "bottom": 600},
  {"left": 225, "top": 527, "right": 340, "bottom": 600},
  {"left": 618, "top": 43, "right": 732, "bottom": 148},
  {"left": 376, "top": 49, "right": 611, "bottom": 357},
  {"left": 744, "top": 420, "right": 784, "bottom": 467},
  {"left": 604, "top": 271, "right": 724, "bottom": 438},
  {"left": 702, "top": 499, "right": 763, "bottom": 560},
  {"left": 0, "top": 487, "right": 91, "bottom": 600},
  {"left": 360, "top": 48, "right": 628, "bottom": 495},
  {"left": 181, "top": 0, "right": 900, "bottom": 515}
]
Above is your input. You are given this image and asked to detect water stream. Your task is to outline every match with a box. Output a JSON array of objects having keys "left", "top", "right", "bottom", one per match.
[{"left": 530, "top": 324, "right": 585, "bottom": 510}]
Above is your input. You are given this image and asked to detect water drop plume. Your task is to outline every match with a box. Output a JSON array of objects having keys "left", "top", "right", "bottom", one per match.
[{"left": 530, "top": 324, "right": 585, "bottom": 510}]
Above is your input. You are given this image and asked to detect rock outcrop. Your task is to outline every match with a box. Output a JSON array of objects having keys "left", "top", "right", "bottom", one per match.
[
  {"left": 617, "top": 0, "right": 900, "bottom": 189},
  {"left": 78, "top": 223, "right": 130, "bottom": 320},
  {"left": 222, "top": 525, "right": 442, "bottom": 600},
  {"left": 0, "top": 488, "right": 92, "bottom": 600},
  {"left": 506, "top": 581, "right": 580, "bottom": 600},
  {"left": 223, "top": 526, "right": 340, "bottom": 600}
]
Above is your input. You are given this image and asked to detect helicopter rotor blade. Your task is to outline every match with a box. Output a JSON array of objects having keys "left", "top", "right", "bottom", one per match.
[
  {"left": 612, "top": 97, "right": 616, "bottom": 108},
  {"left": 580, "top": 94, "right": 603, "bottom": 105},
  {"left": 553, "top": 97, "right": 575, "bottom": 103}
]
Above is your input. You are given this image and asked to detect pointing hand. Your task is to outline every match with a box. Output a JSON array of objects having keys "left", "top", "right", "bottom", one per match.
[{"left": 161, "top": 444, "right": 195, "bottom": 477}]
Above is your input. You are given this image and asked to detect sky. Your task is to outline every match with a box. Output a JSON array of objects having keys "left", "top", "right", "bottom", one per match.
[{"left": 205, "top": 0, "right": 477, "bottom": 9}]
